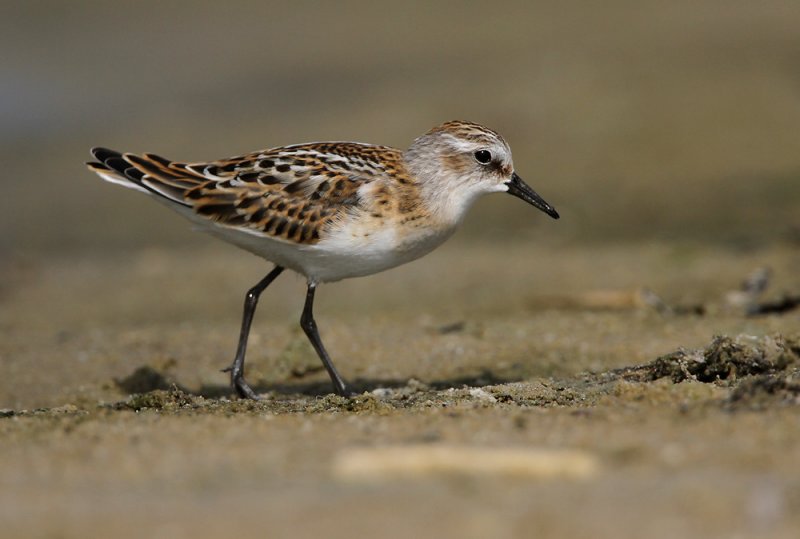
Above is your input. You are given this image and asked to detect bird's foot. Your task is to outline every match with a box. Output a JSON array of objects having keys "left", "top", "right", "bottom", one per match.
[
  {"left": 222, "top": 365, "right": 261, "bottom": 401},
  {"left": 332, "top": 380, "right": 355, "bottom": 398},
  {"left": 234, "top": 377, "right": 261, "bottom": 401}
]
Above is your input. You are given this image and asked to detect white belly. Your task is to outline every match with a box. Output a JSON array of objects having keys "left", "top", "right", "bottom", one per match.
[
  {"left": 187, "top": 208, "right": 455, "bottom": 283},
  {"left": 302, "top": 220, "right": 455, "bottom": 282}
]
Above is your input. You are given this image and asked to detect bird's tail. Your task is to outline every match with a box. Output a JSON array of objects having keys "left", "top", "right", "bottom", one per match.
[{"left": 85, "top": 147, "right": 209, "bottom": 208}]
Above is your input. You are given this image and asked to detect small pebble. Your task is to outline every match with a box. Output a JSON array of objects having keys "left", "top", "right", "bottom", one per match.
[{"left": 468, "top": 388, "right": 497, "bottom": 403}]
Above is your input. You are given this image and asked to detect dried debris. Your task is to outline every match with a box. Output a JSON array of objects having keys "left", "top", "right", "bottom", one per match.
[
  {"left": 619, "top": 334, "right": 800, "bottom": 384},
  {"left": 747, "top": 294, "right": 800, "bottom": 316},
  {"left": 727, "top": 373, "right": 800, "bottom": 409},
  {"left": 533, "top": 287, "right": 676, "bottom": 312},
  {"left": 531, "top": 266, "right": 798, "bottom": 317},
  {"left": 725, "top": 267, "right": 800, "bottom": 316},
  {"left": 115, "top": 388, "right": 204, "bottom": 411}
]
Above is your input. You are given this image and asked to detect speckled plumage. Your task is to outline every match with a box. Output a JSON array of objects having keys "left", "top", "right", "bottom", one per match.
[
  {"left": 86, "top": 121, "right": 559, "bottom": 398},
  {"left": 89, "top": 143, "right": 408, "bottom": 243}
]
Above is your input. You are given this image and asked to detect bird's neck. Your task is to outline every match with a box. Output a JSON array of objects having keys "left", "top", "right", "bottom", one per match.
[{"left": 402, "top": 154, "right": 480, "bottom": 229}]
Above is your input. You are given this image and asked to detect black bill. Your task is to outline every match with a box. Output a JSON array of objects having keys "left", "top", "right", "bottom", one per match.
[{"left": 505, "top": 172, "right": 560, "bottom": 219}]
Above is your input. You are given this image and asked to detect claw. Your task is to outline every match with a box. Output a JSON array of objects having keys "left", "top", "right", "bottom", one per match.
[{"left": 233, "top": 378, "right": 261, "bottom": 400}]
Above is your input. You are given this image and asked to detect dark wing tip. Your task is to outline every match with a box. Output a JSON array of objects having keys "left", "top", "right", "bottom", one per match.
[
  {"left": 91, "top": 147, "right": 122, "bottom": 163},
  {"left": 124, "top": 166, "right": 146, "bottom": 181},
  {"left": 104, "top": 156, "right": 130, "bottom": 175}
]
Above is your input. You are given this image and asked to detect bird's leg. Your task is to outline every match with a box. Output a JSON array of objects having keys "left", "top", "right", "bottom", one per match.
[
  {"left": 300, "top": 282, "right": 350, "bottom": 396},
  {"left": 223, "top": 265, "right": 284, "bottom": 400}
]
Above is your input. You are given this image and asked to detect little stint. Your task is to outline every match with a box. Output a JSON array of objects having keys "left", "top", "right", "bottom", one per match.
[{"left": 87, "top": 121, "right": 559, "bottom": 399}]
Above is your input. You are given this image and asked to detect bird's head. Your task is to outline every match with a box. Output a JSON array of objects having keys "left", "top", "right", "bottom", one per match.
[{"left": 404, "top": 120, "right": 559, "bottom": 221}]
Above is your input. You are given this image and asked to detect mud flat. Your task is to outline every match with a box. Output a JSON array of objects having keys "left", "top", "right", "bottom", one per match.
[{"left": 1, "top": 244, "right": 799, "bottom": 538}]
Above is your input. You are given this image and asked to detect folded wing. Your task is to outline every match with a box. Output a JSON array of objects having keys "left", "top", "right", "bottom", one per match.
[{"left": 86, "top": 144, "right": 389, "bottom": 245}]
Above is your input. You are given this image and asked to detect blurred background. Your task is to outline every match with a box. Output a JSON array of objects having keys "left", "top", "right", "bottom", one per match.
[{"left": 2, "top": 0, "right": 799, "bottom": 258}]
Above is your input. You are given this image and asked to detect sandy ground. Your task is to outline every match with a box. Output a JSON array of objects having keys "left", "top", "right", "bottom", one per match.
[
  {"left": 2, "top": 242, "right": 799, "bottom": 539},
  {"left": 3, "top": 2, "right": 800, "bottom": 538}
]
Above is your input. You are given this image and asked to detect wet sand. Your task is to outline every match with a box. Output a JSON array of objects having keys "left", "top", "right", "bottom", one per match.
[{"left": 2, "top": 243, "right": 799, "bottom": 539}]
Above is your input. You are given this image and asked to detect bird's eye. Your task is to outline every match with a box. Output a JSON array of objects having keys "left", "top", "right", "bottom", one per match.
[{"left": 474, "top": 150, "right": 492, "bottom": 165}]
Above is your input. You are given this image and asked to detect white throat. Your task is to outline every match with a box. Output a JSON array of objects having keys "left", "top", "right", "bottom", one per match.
[{"left": 416, "top": 172, "right": 493, "bottom": 227}]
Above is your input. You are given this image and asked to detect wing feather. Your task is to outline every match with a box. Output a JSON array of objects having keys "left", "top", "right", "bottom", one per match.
[{"left": 88, "top": 142, "right": 405, "bottom": 245}]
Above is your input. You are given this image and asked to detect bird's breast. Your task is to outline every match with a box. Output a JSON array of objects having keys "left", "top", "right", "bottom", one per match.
[{"left": 303, "top": 210, "right": 455, "bottom": 282}]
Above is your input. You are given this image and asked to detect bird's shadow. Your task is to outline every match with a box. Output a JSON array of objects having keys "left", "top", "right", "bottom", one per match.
[{"left": 114, "top": 365, "right": 523, "bottom": 400}]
